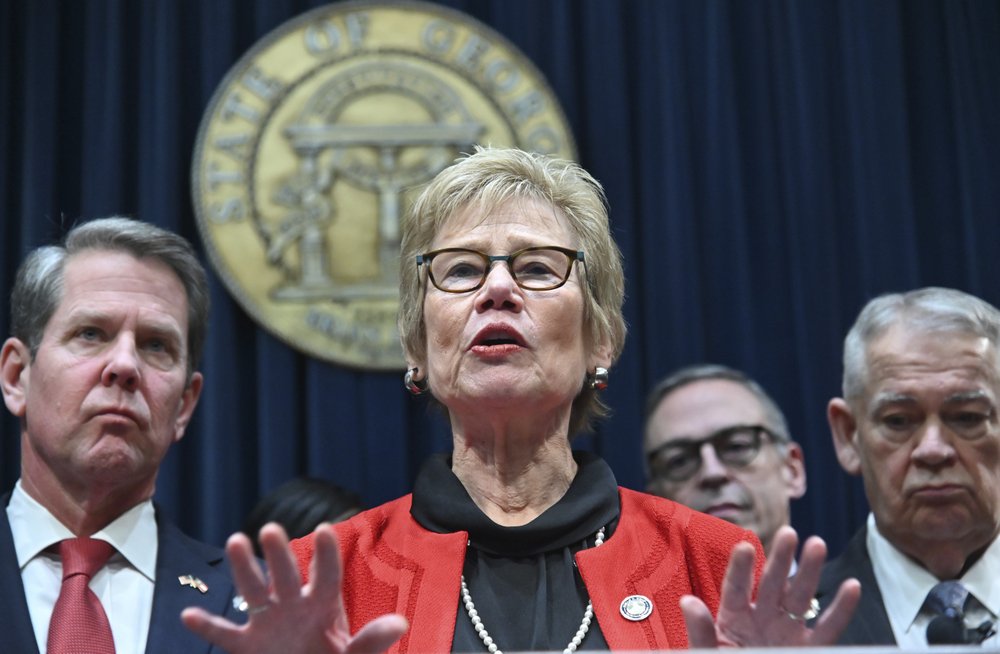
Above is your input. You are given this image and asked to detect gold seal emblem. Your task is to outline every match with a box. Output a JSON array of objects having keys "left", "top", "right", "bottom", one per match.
[{"left": 191, "top": 0, "right": 576, "bottom": 369}]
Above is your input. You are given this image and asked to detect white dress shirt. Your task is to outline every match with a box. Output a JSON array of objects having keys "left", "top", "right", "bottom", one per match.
[
  {"left": 867, "top": 512, "right": 1000, "bottom": 648},
  {"left": 8, "top": 480, "right": 158, "bottom": 654}
]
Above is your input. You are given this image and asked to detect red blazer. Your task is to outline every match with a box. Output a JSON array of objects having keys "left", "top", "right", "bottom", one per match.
[{"left": 291, "top": 487, "right": 763, "bottom": 652}]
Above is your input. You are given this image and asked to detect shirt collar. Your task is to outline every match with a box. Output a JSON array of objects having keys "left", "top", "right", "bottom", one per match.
[
  {"left": 962, "top": 530, "right": 1000, "bottom": 617},
  {"left": 8, "top": 479, "right": 159, "bottom": 582},
  {"left": 867, "top": 512, "right": 1000, "bottom": 636}
]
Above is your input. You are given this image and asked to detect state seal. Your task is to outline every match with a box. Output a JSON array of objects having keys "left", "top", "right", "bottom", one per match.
[{"left": 191, "top": 0, "right": 576, "bottom": 369}]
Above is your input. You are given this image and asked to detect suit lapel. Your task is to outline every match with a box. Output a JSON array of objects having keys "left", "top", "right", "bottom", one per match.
[
  {"left": 145, "top": 509, "right": 244, "bottom": 654},
  {"left": 0, "top": 492, "right": 42, "bottom": 654},
  {"left": 817, "top": 525, "right": 896, "bottom": 645}
]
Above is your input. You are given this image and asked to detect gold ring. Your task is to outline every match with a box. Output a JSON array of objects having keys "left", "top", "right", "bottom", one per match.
[{"left": 785, "top": 597, "right": 821, "bottom": 622}]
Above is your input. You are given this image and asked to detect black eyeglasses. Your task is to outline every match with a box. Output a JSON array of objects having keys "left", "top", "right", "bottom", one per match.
[
  {"left": 646, "top": 424, "right": 781, "bottom": 483},
  {"left": 416, "top": 246, "right": 584, "bottom": 293}
]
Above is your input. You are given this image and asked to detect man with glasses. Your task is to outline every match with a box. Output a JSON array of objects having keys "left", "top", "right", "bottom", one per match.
[{"left": 643, "top": 364, "right": 807, "bottom": 555}]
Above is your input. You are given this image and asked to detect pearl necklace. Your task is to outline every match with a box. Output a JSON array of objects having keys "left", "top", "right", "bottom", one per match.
[{"left": 461, "top": 527, "right": 606, "bottom": 654}]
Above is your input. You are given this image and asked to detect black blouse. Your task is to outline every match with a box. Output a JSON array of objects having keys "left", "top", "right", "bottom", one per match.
[{"left": 411, "top": 451, "right": 621, "bottom": 653}]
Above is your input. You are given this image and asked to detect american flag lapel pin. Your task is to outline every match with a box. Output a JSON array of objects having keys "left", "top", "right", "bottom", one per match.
[{"left": 178, "top": 574, "right": 209, "bottom": 594}]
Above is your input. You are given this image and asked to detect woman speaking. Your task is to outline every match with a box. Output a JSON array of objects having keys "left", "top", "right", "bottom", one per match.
[{"left": 183, "top": 147, "right": 859, "bottom": 652}]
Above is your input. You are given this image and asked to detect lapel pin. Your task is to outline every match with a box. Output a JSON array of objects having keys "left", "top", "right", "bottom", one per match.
[
  {"left": 620, "top": 594, "right": 653, "bottom": 621},
  {"left": 178, "top": 574, "right": 209, "bottom": 593}
]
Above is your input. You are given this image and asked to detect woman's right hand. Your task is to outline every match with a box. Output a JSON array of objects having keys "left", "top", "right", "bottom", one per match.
[
  {"left": 680, "top": 526, "right": 860, "bottom": 648},
  {"left": 181, "top": 523, "right": 409, "bottom": 654}
]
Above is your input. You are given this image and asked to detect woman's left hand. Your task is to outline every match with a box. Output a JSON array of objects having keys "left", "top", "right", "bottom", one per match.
[{"left": 680, "top": 526, "right": 861, "bottom": 647}]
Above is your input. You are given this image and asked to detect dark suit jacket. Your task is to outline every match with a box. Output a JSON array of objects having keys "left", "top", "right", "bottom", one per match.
[
  {"left": 815, "top": 524, "right": 896, "bottom": 645},
  {"left": 0, "top": 492, "right": 243, "bottom": 654}
]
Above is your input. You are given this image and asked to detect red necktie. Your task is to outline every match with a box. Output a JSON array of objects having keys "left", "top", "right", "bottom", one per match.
[{"left": 47, "top": 537, "right": 117, "bottom": 654}]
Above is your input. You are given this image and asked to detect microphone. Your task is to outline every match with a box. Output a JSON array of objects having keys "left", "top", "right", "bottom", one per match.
[
  {"left": 927, "top": 615, "right": 996, "bottom": 645},
  {"left": 971, "top": 620, "right": 997, "bottom": 644},
  {"left": 927, "top": 615, "right": 967, "bottom": 644}
]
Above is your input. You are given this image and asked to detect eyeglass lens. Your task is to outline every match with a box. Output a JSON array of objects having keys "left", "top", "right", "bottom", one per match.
[
  {"left": 648, "top": 425, "right": 766, "bottom": 482},
  {"left": 424, "top": 247, "right": 577, "bottom": 292}
]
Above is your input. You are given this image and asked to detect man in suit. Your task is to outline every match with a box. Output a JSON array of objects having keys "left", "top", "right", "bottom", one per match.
[
  {"left": 643, "top": 364, "right": 807, "bottom": 555},
  {"left": 0, "top": 217, "right": 242, "bottom": 653},
  {"left": 817, "top": 287, "right": 1000, "bottom": 647}
]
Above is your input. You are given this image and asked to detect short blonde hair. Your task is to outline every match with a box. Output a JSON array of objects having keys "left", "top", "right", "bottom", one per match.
[{"left": 398, "top": 147, "right": 626, "bottom": 434}]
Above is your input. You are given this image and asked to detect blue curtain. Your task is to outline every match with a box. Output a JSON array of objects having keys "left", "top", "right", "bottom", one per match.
[{"left": 2, "top": 0, "right": 998, "bottom": 555}]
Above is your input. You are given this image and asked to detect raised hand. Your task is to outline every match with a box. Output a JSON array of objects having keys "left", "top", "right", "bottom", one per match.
[
  {"left": 680, "top": 526, "right": 860, "bottom": 648},
  {"left": 181, "top": 523, "right": 408, "bottom": 654}
]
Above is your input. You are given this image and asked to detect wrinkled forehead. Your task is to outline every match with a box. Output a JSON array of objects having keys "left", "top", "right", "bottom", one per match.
[
  {"left": 56, "top": 250, "right": 189, "bottom": 322},
  {"left": 647, "top": 380, "right": 770, "bottom": 443},
  {"left": 864, "top": 327, "right": 1000, "bottom": 400}
]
